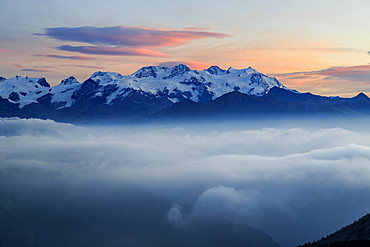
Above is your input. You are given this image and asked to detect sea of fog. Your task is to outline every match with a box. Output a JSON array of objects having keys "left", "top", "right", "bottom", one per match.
[{"left": 1, "top": 117, "right": 370, "bottom": 247}]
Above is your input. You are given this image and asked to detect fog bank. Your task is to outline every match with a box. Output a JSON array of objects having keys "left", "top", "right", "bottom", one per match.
[{"left": 1, "top": 118, "right": 370, "bottom": 246}]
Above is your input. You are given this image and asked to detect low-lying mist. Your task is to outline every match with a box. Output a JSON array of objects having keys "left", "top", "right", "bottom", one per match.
[{"left": 1, "top": 117, "right": 370, "bottom": 247}]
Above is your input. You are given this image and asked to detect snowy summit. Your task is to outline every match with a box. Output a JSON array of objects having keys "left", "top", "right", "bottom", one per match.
[{"left": 0, "top": 64, "right": 285, "bottom": 109}]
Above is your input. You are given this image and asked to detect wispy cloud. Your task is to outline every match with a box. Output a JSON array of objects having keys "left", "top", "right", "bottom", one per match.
[
  {"left": 20, "top": 68, "right": 53, "bottom": 72},
  {"left": 315, "top": 65, "right": 370, "bottom": 79},
  {"left": 60, "top": 64, "right": 106, "bottom": 69},
  {"left": 14, "top": 64, "right": 25, "bottom": 69},
  {"left": 274, "top": 65, "right": 370, "bottom": 82},
  {"left": 34, "top": 54, "right": 96, "bottom": 60},
  {"left": 15, "top": 64, "right": 54, "bottom": 73},
  {"left": 36, "top": 26, "right": 230, "bottom": 47},
  {"left": 271, "top": 64, "right": 370, "bottom": 96},
  {"left": 0, "top": 48, "right": 9, "bottom": 53},
  {"left": 35, "top": 25, "right": 230, "bottom": 57},
  {"left": 57, "top": 45, "right": 168, "bottom": 57}
]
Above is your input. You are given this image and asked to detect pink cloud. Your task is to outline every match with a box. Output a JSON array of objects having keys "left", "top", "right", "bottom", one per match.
[
  {"left": 270, "top": 64, "right": 370, "bottom": 96},
  {"left": 315, "top": 65, "right": 370, "bottom": 77},
  {"left": 57, "top": 45, "right": 168, "bottom": 57},
  {"left": 14, "top": 64, "right": 25, "bottom": 69},
  {"left": 36, "top": 26, "right": 230, "bottom": 48},
  {"left": 0, "top": 48, "right": 9, "bottom": 53},
  {"left": 273, "top": 65, "right": 370, "bottom": 81}
]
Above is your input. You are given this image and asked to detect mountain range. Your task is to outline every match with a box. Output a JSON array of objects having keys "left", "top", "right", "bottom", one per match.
[{"left": 1, "top": 64, "right": 369, "bottom": 123}]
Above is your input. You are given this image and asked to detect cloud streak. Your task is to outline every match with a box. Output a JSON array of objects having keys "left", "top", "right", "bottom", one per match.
[
  {"left": 272, "top": 64, "right": 370, "bottom": 96},
  {"left": 60, "top": 64, "right": 107, "bottom": 69},
  {"left": 57, "top": 45, "right": 168, "bottom": 57},
  {"left": 275, "top": 65, "right": 370, "bottom": 82},
  {"left": 15, "top": 64, "right": 54, "bottom": 73},
  {"left": 316, "top": 65, "right": 370, "bottom": 79},
  {"left": 20, "top": 68, "right": 53, "bottom": 72},
  {"left": 36, "top": 25, "right": 230, "bottom": 47},
  {"left": 34, "top": 54, "right": 96, "bottom": 60},
  {"left": 35, "top": 25, "right": 230, "bottom": 58}
]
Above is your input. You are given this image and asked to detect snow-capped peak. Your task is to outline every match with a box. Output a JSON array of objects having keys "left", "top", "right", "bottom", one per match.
[
  {"left": 244, "top": 66, "right": 258, "bottom": 74},
  {"left": 171, "top": 64, "right": 191, "bottom": 74},
  {"left": 206, "top": 66, "right": 226, "bottom": 75},
  {"left": 0, "top": 76, "right": 51, "bottom": 107},
  {"left": 133, "top": 66, "right": 166, "bottom": 79},
  {"left": 0, "top": 65, "right": 287, "bottom": 109},
  {"left": 2, "top": 76, "right": 50, "bottom": 89},
  {"left": 36, "top": 78, "right": 50, "bottom": 88},
  {"left": 60, "top": 76, "right": 79, "bottom": 85},
  {"left": 163, "top": 64, "right": 191, "bottom": 79},
  {"left": 89, "top": 71, "right": 125, "bottom": 85}
]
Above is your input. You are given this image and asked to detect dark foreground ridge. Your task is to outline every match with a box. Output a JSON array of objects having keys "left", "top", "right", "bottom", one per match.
[{"left": 297, "top": 213, "right": 370, "bottom": 247}]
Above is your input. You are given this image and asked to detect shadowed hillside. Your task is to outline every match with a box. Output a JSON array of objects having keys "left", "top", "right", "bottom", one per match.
[{"left": 297, "top": 214, "right": 370, "bottom": 247}]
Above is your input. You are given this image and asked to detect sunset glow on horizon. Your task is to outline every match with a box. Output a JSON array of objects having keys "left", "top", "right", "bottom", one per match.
[{"left": 1, "top": 0, "right": 370, "bottom": 97}]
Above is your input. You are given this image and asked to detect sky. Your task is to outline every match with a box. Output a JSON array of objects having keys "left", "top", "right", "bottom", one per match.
[
  {"left": 1, "top": 0, "right": 370, "bottom": 97},
  {"left": 1, "top": 118, "right": 370, "bottom": 247}
]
